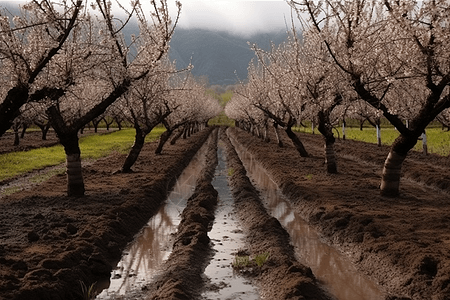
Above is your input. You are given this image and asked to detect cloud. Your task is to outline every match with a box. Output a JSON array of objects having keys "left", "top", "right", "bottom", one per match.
[{"left": 172, "top": 0, "right": 294, "bottom": 36}]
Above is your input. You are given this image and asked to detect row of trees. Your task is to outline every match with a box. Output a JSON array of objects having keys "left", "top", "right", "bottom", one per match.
[
  {"left": 225, "top": 0, "right": 450, "bottom": 196},
  {"left": 0, "top": 0, "right": 221, "bottom": 197}
]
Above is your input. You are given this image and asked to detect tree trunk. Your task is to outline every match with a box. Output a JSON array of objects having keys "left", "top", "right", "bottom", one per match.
[
  {"left": 421, "top": 132, "right": 428, "bottom": 155},
  {"left": 13, "top": 127, "right": 20, "bottom": 146},
  {"left": 380, "top": 133, "right": 419, "bottom": 196},
  {"left": 35, "top": 122, "right": 51, "bottom": 140},
  {"left": 155, "top": 129, "right": 173, "bottom": 154},
  {"left": 273, "top": 123, "right": 283, "bottom": 147},
  {"left": 342, "top": 120, "right": 346, "bottom": 140},
  {"left": 121, "top": 125, "right": 146, "bottom": 173},
  {"left": 42, "top": 124, "right": 51, "bottom": 140},
  {"left": 183, "top": 125, "right": 189, "bottom": 139},
  {"left": 318, "top": 111, "right": 337, "bottom": 173},
  {"left": 359, "top": 119, "right": 364, "bottom": 131},
  {"left": 376, "top": 125, "right": 381, "bottom": 147},
  {"left": 380, "top": 150, "right": 406, "bottom": 197},
  {"left": 263, "top": 124, "right": 270, "bottom": 143},
  {"left": 324, "top": 142, "right": 337, "bottom": 173},
  {"left": 104, "top": 117, "right": 114, "bottom": 131},
  {"left": 0, "top": 86, "right": 29, "bottom": 137},
  {"left": 20, "top": 124, "right": 28, "bottom": 139},
  {"left": 114, "top": 117, "right": 123, "bottom": 130},
  {"left": 92, "top": 120, "right": 101, "bottom": 133},
  {"left": 285, "top": 126, "right": 309, "bottom": 157},
  {"left": 61, "top": 132, "right": 85, "bottom": 197},
  {"left": 170, "top": 128, "right": 184, "bottom": 145}
]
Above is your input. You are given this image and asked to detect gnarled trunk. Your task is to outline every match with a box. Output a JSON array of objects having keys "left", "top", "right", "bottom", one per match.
[
  {"left": 155, "top": 129, "right": 173, "bottom": 154},
  {"left": 380, "top": 150, "right": 406, "bottom": 197},
  {"left": 324, "top": 142, "right": 337, "bottom": 173},
  {"left": 285, "top": 126, "right": 309, "bottom": 157},
  {"left": 20, "top": 124, "right": 28, "bottom": 139},
  {"left": 121, "top": 125, "right": 146, "bottom": 173},
  {"left": 380, "top": 133, "right": 418, "bottom": 196},
  {"left": 170, "top": 128, "right": 184, "bottom": 145}
]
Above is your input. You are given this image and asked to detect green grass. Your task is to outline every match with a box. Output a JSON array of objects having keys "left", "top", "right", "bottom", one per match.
[
  {"left": 294, "top": 125, "right": 450, "bottom": 156},
  {"left": 0, "top": 128, "right": 164, "bottom": 182}
]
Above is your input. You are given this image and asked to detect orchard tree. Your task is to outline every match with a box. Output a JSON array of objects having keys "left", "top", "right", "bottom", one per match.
[
  {"left": 155, "top": 75, "right": 222, "bottom": 154},
  {"left": 0, "top": 0, "right": 84, "bottom": 137},
  {"left": 120, "top": 58, "right": 176, "bottom": 173},
  {"left": 293, "top": 0, "right": 450, "bottom": 196},
  {"left": 43, "top": 0, "right": 180, "bottom": 196},
  {"left": 283, "top": 28, "right": 350, "bottom": 173},
  {"left": 237, "top": 47, "right": 310, "bottom": 156}
]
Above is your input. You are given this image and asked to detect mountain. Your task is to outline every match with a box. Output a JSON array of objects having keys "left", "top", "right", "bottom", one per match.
[{"left": 169, "top": 28, "right": 289, "bottom": 86}]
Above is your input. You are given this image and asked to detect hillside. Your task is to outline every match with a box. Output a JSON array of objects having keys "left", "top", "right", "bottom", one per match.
[{"left": 169, "top": 28, "right": 289, "bottom": 86}]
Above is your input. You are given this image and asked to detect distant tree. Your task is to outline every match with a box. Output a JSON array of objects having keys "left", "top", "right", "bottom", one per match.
[{"left": 120, "top": 59, "right": 176, "bottom": 173}]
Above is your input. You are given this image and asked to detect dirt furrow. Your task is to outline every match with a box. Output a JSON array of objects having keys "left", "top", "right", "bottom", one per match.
[
  {"left": 221, "top": 129, "right": 333, "bottom": 300},
  {"left": 143, "top": 129, "right": 219, "bottom": 299}
]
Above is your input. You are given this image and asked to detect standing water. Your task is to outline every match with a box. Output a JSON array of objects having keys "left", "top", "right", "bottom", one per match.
[
  {"left": 96, "top": 141, "right": 209, "bottom": 299},
  {"left": 230, "top": 135, "right": 386, "bottom": 300},
  {"left": 201, "top": 143, "right": 259, "bottom": 300},
  {"left": 96, "top": 137, "right": 259, "bottom": 300}
]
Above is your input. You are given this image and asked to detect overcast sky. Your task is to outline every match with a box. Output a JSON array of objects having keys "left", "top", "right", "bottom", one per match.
[
  {"left": 1, "top": 0, "right": 297, "bottom": 36},
  {"left": 170, "top": 0, "right": 295, "bottom": 36}
]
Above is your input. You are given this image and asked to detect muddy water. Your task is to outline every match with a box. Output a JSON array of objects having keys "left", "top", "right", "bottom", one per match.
[
  {"left": 201, "top": 143, "right": 259, "bottom": 300},
  {"left": 95, "top": 142, "right": 209, "bottom": 299},
  {"left": 230, "top": 136, "right": 386, "bottom": 300},
  {"left": 96, "top": 139, "right": 259, "bottom": 300}
]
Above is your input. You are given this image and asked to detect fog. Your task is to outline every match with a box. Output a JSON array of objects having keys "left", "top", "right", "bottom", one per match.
[
  {"left": 173, "top": 0, "right": 295, "bottom": 37},
  {"left": 0, "top": 0, "right": 296, "bottom": 37}
]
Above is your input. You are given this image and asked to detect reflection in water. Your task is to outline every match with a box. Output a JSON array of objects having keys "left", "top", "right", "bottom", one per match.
[
  {"left": 230, "top": 136, "right": 385, "bottom": 300},
  {"left": 96, "top": 141, "right": 209, "bottom": 299},
  {"left": 202, "top": 144, "right": 259, "bottom": 300}
]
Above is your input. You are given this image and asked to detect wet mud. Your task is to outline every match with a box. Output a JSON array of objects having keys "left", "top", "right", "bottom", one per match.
[
  {"left": 0, "top": 128, "right": 213, "bottom": 300},
  {"left": 227, "top": 127, "right": 450, "bottom": 300},
  {"left": 221, "top": 130, "right": 333, "bottom": 300},
  {"left": 1, "top": 125, "right": 449, "bottom": 300},
  {"left": 142, "top": 129, "right": 219, "bottom": 299}
]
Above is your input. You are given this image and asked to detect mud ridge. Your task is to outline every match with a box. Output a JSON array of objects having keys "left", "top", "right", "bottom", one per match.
[
  {"left": 144, "top": 128, "right": 219, "bottom": 299},
  {"left": 228, "top": 127, "right": 450, "bottom": 300},
  {"left": 0, "top": 128, "right": 214, "bottom": 300},
  {"left": 221, "top": 129, "right": 333, "bottom": 300}
]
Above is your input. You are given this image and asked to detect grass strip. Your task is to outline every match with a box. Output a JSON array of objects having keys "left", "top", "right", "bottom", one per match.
[
  {"left": 0, "top": 128, "right": 164, "bottom": 182},
  {"left": 295, "top": 126, "right": 450, "bottom": 156}
]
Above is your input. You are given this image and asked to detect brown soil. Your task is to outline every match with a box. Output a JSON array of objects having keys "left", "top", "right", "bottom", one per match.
[
  {"left": 228, "top": 127, "right": 450, "bottom": 300},
  {"left": 1, "top": 125, "right": 449, "bottom": 300},
  {"left": 0, "top": 130, "right": 60, "bottom": 155},
  {"left": 0, "top": 128, "right": 213, "bottom": 300}
]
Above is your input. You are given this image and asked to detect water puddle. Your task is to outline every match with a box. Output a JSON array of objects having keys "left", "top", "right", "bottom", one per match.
[
  {"left": 96, "top": 137, "right": 259, "bottom": 300},
  {"left": 201, "top": 143, "right": 259, "bottom": 300},
  {"left": 96, "top": 141, "right": 209, "bottom": 299},
  {"left": 230, "top": 135, "right": 386, "bottom": 300}
]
